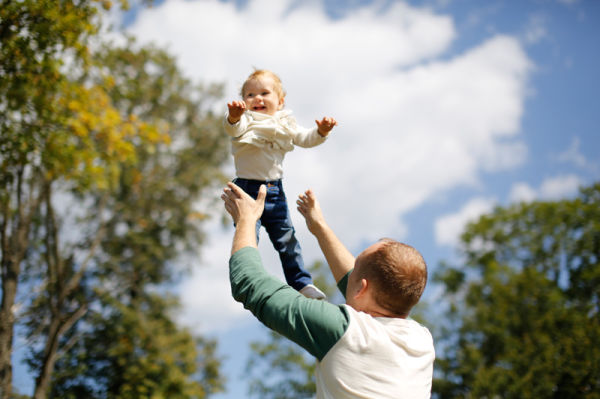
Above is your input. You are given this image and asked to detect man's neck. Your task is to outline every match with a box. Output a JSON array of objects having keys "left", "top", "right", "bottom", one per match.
[
  {"left": 367, "top": 308, "right": 407, "bottom": 319},
  {"left": 349, "top": 303, "right": 407, "bottom": 319}
]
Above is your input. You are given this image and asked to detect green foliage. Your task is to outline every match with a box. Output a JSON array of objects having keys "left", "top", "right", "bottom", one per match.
[
  {"left": 1, "top": 2, "right": 146, "bottom": 398},
  {"left": 81, "top": 39, "right": 228, "bottom": 291},
  {"left": 1, "top": 2, "right": 228, "bottom": 398},
  {"left": 0, "top": 0, "right": 142, "bottom": 193},
  {"left": 49, "top": 294, "right": 221, "bottom": 399},
  {"left": 33, "top": 41, "right": 229, "bottom": 397},
  {"left": 247, "top": 330, "right": 317, "bottom": 399},
  {"left": 433, "top": 183, "right": 600, "bottom": 398}
]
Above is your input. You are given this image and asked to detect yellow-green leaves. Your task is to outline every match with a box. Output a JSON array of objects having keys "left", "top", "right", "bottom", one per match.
[
  {"left": 38, "top": 81, "right": 170, "bottom": 191},
  {"left": 2, "top": 3, "right": 226, "bottom": 397}
]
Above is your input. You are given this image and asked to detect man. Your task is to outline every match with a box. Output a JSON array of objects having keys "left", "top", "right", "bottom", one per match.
[{"left": 221, "top": 182, "right": 434, "bottom": 398}]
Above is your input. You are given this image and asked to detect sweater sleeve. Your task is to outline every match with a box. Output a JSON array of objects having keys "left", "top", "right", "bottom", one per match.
[
  {"left": 223, "top": 111, "right": 248, "bottom": 138},
  {"left": 229, "top": 247, "right": 349, "bottom": 361},
  {"left": 290, "top": 126, "right": 328, "bottom": 148}
]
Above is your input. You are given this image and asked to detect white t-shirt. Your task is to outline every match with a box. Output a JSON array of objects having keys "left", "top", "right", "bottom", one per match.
[{"left": 316, "top": 305, "right": 435, "bottom": 399}]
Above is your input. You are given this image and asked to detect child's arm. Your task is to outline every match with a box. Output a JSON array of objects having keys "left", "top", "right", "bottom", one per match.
[
  {"left": 224, "top": 101, "right": 248, "bottom": 138},
  {"left": 315, "top": 116, "right": 337, "bottom": 137},
  {"left": 227, "top": 101, "right": 247, "bottom": 124},
  {"left": 290, "top": 116, "right": 336, "bottom": 148}
]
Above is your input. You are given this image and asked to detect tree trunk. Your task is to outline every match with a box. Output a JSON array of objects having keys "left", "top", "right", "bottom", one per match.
[
  {"left": 0, "top": 175, "right": 47, "bottom": 399},
  {"left": 32, "top": 306, "right": 87, "bottom": 399},
  {"left": 0, "top": 238, "right": 28, "bottom": 399},
  {"left": 31, "top": 188, "right": 96, "bottom": 398},
  {"left": 0, "top": 264, "right": 17, "bottom": 399}
]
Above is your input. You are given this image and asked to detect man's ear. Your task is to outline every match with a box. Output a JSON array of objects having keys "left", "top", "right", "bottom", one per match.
[{"left": 354, "top": 278, "right": 368, "bottom": 298}]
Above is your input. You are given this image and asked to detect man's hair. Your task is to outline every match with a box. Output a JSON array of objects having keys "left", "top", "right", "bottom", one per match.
[
  {"left": 356, "top": 238, "right": 427, "bottom": 317},
  {"left": 241, "top": 69, "right": 286, "bottom": 100}
]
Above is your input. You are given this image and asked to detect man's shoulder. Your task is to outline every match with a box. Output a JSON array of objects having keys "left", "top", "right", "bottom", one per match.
[{"left": 343, "top": 306, "right": 433, "bottom": 343}]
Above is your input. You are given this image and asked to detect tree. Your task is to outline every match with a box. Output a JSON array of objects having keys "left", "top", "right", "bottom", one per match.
[
  {"left": 35, "top": 40, "right": 229, "bottom": 398},
  {"left": 47, "top": 294, "right": 221, "bottom": 399},
  {"left": 2, "top": 1, "right": 229, "bottom": 397},
  {"left": 1, "top": 1, "right": 156, "bottom": 397},
  {"left": 432, "top": 183, "right": 600, "bottom": 398}
]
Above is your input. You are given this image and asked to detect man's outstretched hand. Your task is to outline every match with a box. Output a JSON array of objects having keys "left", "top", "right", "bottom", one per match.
[
  {"left": 221, "top": 182, "right": 266, "bottom": 224},
  {"left": 222, "top": 182, "right": 266, "bottom": 254},
  {"left": 297, "top": 189, "right": 326, "bottom": 235},
  {"left": 297, "top": 189, "right": 355, "bottom": 282}
]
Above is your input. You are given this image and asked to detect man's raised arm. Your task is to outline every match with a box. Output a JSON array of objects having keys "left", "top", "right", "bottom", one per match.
[
  {"left": 296, "top": 190, "right": 355, "bottom": 283},
  {"left": 221, "top": 182, "right": 266, "bottom": 255}
]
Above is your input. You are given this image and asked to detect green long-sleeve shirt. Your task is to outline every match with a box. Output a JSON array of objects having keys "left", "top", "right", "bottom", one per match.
[{"left": 229, "top": 246, "right": 350, "bottom": 361}]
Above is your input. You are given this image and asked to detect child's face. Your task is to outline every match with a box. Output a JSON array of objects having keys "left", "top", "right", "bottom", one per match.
[{"left": 242, "top": 76, "right": 284, "bottom": 115}]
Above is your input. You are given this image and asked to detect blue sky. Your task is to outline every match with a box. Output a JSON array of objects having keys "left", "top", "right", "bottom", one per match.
[{"left": 14, "top": 0, "right": 599, "bottom": 396}]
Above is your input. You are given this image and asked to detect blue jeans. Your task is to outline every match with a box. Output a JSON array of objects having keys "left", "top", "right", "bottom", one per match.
[{"left": 233, "top": 178, "right": 312, "bottom": 291}]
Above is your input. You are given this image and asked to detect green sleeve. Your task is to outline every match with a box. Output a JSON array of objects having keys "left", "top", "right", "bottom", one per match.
[
  {"left": 229, "top": 247, "right": 349, "bottom": 361},
  {"left": 337, "top": 270, "right": 352, "bottom": 299}
]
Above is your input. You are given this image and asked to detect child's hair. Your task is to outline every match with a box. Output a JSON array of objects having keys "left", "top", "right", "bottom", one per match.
[{"left": 241, "top": 69, "right": 286, "bottom": 100}]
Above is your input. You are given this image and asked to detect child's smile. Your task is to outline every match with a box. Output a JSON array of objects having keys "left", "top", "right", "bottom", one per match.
[{"left": 242, "top": 76, "right": 284, "bottom": 116}]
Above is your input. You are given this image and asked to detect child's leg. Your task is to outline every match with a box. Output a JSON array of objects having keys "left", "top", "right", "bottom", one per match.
[{"left": 260, "top": 180, "right": 313, "bottom": 291}]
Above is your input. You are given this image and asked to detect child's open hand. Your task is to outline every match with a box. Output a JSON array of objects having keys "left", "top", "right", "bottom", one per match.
[
  {"left": 227, "top": 101, "right": 247, "bottom": 124},
  {"left": 315, "top": 117, "right": 337, "bottom": 137}
]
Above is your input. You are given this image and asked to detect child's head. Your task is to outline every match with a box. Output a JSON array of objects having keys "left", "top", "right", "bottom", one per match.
[{"left": 240, "top": 69, "right": 286, "bottom": 115}]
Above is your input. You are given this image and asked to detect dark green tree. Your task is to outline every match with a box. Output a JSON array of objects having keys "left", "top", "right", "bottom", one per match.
[
  {"left": 433, "top": 182, "right": 600, "bottom": 398},
  {"left": 0, "top": 1, "right": 157, "bottom": 397},
  {"left": 22, "top": 40, "right": 229, "bottom": 398},
  {"left": 47, "top": 294, "right": 222, "bottom": 399},
  {"left": 1, "top": 1, "right": 228, "bottom": 397}
]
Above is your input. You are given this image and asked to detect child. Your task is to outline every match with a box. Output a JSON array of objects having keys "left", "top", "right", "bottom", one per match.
[{"left": 224, "top": 69, "right": 337, "bottom": 299}]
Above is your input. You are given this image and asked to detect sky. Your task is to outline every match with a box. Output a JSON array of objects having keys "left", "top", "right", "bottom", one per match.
[{"left": 14, "top": 0, "right": 600, "bottom": 396}]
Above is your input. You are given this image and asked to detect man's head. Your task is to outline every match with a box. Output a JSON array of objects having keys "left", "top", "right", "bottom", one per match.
[
  {"left": 346, "top": 239, "right": 427, "bottom": 318},
  {"left": 240, "top": 69, "right": 285, "bottom": 115}
]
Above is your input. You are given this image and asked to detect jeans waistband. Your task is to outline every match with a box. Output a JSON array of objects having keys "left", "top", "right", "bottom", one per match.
[
  {"left": 234, "top": 177, "right": 282, "bottom": 186},
  {"left": 233, "top": 177, "right": 282, "bottom": 188}
]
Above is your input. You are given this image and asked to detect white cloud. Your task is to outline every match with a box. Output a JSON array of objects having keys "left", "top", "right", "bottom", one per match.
[
  {"left": 176, "top": 220, "right": 244, "bottom": 333},
  {"left": 539, "top": 174, "right": 582, "bottom": 199},
  {"left": 122, "top": 0, "right": 455, "bottom": 98},
  {"left": 508, "top": 174, "right": 583, "bottom": 204},
  {"left": 508, "top": 182, "right": 537, "bottom": 203},
  {"left": 434, "top": 197, "right": 496, "bottom": 247},
  {"left": 120, "top": 0, "right": 532, "bottom": 333}
]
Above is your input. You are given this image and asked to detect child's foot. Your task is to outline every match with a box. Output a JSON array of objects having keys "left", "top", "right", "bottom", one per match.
[{"left": 299, "top": 284, "right": 326, "bottom": 300}]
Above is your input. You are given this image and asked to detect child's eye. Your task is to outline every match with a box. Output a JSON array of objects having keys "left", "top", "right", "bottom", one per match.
[{"left": 262, "top": 91, "right": 269, "bottom": 96}]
